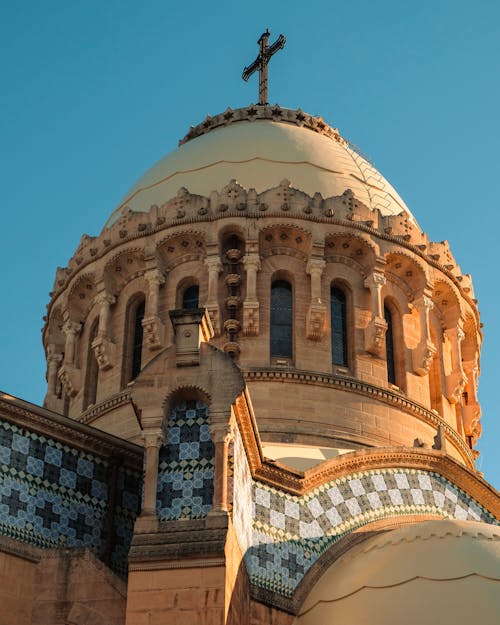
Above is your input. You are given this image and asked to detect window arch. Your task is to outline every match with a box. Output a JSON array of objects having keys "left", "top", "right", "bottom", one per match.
[
  {"left": 384, "top": 305, "right": 396, "bottom": 385},
  {"left": 331, "top": 286, "right": 348, "bottom": 366},
  {"left": 182, "top": 284, "right": 199, "bottom": 309},
  {"left": 83, "top": 319, "right": 99, "bottom": 410},
  {"left": 270, "top": 279, "right": 293, "bottom": 359},
  {"left": 122, "top": 295, "right": 145, "bottom": 387}
]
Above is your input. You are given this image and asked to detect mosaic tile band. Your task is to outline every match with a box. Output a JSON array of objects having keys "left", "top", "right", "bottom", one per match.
[
  {"left": 156, "top": 400, "right": 214, "bottom": 520},
  {"left": 237, "top": 467, "right": 498, "bottom": 597},
  {"left": 0, "top": 418, "right": 141, "bottom": 576}
]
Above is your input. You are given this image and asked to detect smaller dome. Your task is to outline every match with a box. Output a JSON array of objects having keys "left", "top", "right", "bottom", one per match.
[
  {"left": 105, "top": 106, "right": 413, "bottom": 227},
  {"left": 297, "top": 519, "right": 500, "bottom": 625}
]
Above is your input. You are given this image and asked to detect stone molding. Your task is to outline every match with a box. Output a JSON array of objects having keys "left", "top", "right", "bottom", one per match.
[
  {"left": 78, "top": 389, "right": 133, "bottom": 425},
  {"left": 231, "top": 393, "right": 498, "bottom": 518},
  {"left": 243, "top": 368, "right": 475, "bottom": 469},
  {"left": 0, "top": 392, "right": 142, "bottom": 469}
]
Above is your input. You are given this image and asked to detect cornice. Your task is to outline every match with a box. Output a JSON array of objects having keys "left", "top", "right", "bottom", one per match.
[
  {"left": 243, "top": 368, "right": 475, "bottom": 469},
  {"left": 0, "top": 392, "right": 142, "bottom": 470},
  {"left": 78, "top": 389, "right": 133, "bottom": 426}
]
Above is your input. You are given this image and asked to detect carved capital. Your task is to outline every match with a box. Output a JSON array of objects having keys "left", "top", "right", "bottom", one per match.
[
  {"left": 306, "top": 302, "right": 327, "bottom": 340},
  {"left": 94, "top": 292, "right": 116, "bottom": 307},
  {"left": 204, "top": 256, "right": 223, "bottom": 274},
  {"left": 412, "top": 340, "right": 437, "bottom": 376},
  {"left": 57, "top": 364, "right": 81, "bottom": 398},
  {"left": 144, "top": 268, "right": 165, "bottom": 288},
  {"left": 91, "top": 336, "right": 115, "bottom": 371},
  {"left": 364, "top": 272, "right": 386, "bottom": 290},
  {"left": 141, "top": 428, "right": 164, "bottom": 449},
  {"left": 62, "top": 320, "right": 81, "bottom": 337},
  {"left": 242, "top": 254, "right": 261, "bottom": 272},
  {"left": 243, "top": 301, "right": 260, "bottom": 336},
  {"left": 306, "top": 258, "right": 326, "bottom": 277},
  {"left": 364, "top": 315, "right": 387, "bottom": 356},
  {"left": 142, "top": 315, "right": 165, "bottom": 351}
]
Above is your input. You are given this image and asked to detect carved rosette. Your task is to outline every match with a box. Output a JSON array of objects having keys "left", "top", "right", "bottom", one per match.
[
  {"left": 306, "top": 302, "right": 326, "bottom": 341},
  {"left": 91, "top": 335, "right": 115, "bottom": 371},
  {"left": 142, "top": 315, "right": 164, "bottom": 351},
  {"left": 365, "top": 315, "right": 388, "bottom": 356}
]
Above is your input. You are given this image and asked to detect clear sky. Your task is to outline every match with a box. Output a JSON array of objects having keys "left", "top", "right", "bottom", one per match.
[{"left": 1, "top": 1, "right": 499, "bottom": 487}]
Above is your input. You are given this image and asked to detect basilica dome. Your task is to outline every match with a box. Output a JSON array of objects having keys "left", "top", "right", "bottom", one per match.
[{"left": 105, "top": 106, "right": 412, "bottom": 227}]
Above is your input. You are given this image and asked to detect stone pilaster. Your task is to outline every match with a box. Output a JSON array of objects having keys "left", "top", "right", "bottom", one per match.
[
  {"left": 58, "top": 318, "right": 82, "bottom": 398},
  {"left": 412, "top": 293, "right": 436, "bottom": 376},
  {"left": 136, "top": 428, "right": 164, "bottom": 533},
  {"left": 364, "top": 271, "right": 387, "bottom": 356},
  {"left": 142, "top": 268, "right": 166, "bottom": 350},
  {"left": 242, "top": 253, "right": 261, "bottom": 336},
  {"left": 209, "top": 423, "right": 233, "bottom": 514},
  {"left": 204, "top": 255, "right": 222, "bottom": 336},
  {"left": 444, "top": 323, "right": 466, "bottom": 404},
  {"left": 305, "top": 258, "right": 326, "bottom": 340},
  {"left": 91, "top": 292, "right": 116, "bottom": 370}
]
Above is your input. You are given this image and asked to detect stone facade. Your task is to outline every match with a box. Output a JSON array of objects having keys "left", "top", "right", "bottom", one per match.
[{"left": 1, "top": 105, "right": 497, "bottom": 624}]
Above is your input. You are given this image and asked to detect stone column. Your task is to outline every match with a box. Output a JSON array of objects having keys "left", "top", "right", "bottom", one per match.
[
  {"left": 364, "top": 271, "right": 387, "bottom": 356},
  {"left": 46, "top": 344, "right": 63, "bottom": 398},
  {"left": 242, "top": 254, "right": 261, "bottom": 336},
  {"left": 412, "top": 293, "right": 436, "bottom": 376},
  {"left": 204, "top": 256, "right": 222, "bottom": 336},
  {"left": 91, "top": 292, "right": 116, "bottom": 370},
  {"left": 444, "top": 323, "right": 466, "bottom": 404},
  {"left": 58, "top": 318, "right": 82, "bottom": 398},
  {"left": 305, "top": 258, "right": 326, "bottom": 340},
  {"left": 138, "top": 428, "right": 164, "bottom": 531},
  {"left": 142, "top": 269, "right": 165, "bottom": 350},
  {"left": 210, "top": 423, "right": 233, "bottom": 514}
]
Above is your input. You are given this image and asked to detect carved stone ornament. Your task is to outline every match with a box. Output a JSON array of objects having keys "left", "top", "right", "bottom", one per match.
[
  {"left": 91, "top": 335, "right": 115, "bottom": 371},
  {"left": 141, "top": 315, "right": 165, "bottom": 351},
  {"left": 243, "top": 301, "right": 260, "bottom": 336},
  {"left": 57, "top": 364, "right": 81, "bottom": 398},
  {"left": 364, "top": 315, "right": 387, "bottom": 356},
  {"left": 462, "top": 403, "right": 482, "bottom": 444},
  {"left": 205, "top": 304, "right": 221, "bottom": 337},
  {"left": 306, "top": 302, "right": 327, "bottom": 341},
  {"left": 412, "top": 340, "right": 437, "bottom": 377},
  {"left": 445, "top": 370, "right": 467, "bottom": 404}
]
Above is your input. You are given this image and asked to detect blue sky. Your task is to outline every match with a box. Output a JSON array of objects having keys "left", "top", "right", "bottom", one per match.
[{"left": 1, "top": 1, "right": 499, "bottom": 487}]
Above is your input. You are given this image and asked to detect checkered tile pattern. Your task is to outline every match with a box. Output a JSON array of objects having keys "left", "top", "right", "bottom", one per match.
[
  {"left": 232, "top": 429, "right": 252, "bottom": 551},
  {"left": 0, "top": 418, "right": 141, "bottom": 577},
  {"left": 156, "top": 400, "right": 214, "bottom": 520},
  {"left": 239, "top": 468, "right": 499, "bottom": 597}
]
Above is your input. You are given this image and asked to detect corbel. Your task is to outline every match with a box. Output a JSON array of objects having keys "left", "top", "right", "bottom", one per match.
[
  {"left": 204, "top": 255, "right": 223, "bottom": 336},
  {"left": 306, "top": 258, "right": 327, "bottom": 340},
  {"left": 444, "top": 322, "right": 466, "bottom": 403},
  {"left": 142, "top": 268, "right": 166, "bottom": 351},
  {"left": 91, "top": 291, "right": 117, "bottom": 370},
  {"left": 411, "top": 292, "right": 437, "bottom": 376},
  {"left": 242, "top": 252, "right": 261, "bottom": 336}
]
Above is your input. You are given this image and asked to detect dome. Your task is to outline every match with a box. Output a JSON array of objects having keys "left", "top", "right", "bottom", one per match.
[
  {"left": 297, "top": 519, "right": 500, "bottom": 625},
  {"left": 105, "top": 106, "right": 413, "bottom": 227}
]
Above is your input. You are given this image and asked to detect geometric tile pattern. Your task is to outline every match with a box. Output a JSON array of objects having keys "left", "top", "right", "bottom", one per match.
[
  {"left": 156, "top": 400, "right": 214, "bottom": 520},
  {"left": 231, "top": 428, "right": 252, "bottom": 551},
  {"left": 111, "top": 466, "right": 142, "bottom": 576},
  {"left": 238, "top": 467, "right": 499, "bottom": 598},
  {"left": 0, "top": 418, "right": 141, "bottom": 577}
]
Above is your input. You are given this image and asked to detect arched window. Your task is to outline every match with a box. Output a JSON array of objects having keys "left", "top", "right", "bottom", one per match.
[
  {"left": 384, "top": 305, "right": 396, "bottom": 385},
  {"left": 182, "top": 284, "right": 199, "bottom": 309},
  {"left": 331, "top": 286, "right": 348, "bottom": 366},
  {"left": 270, "top": 280, "right": 293, "bottom": 358},
  {"left": 83, "top": 319, "right": 99, "bottom": 410},
  {"left": 131, "top": 299, "right": 145, "bottom": 380}
]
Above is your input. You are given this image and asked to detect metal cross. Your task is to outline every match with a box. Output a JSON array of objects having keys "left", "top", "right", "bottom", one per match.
[{"left": 242, "top": 29, "right": 286, "bottom": 105}]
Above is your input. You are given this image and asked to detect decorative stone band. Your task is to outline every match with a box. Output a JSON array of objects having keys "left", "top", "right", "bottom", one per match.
[
  {"left": 78, "top": 389, "right": 132, "bottom": 426},
  {"left": 178, "top": 105, "right": 346, "bottom": 147},
  {"left": 241, "top": 467, "right": 498, "bottom": 600},
  {"left": 243, "top": 369, "right": 475, "bottom": 469}
]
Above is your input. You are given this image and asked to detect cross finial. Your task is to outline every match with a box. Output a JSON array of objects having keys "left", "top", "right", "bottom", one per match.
[{"left": 242, "top": 29, "right": 286, "bottom": 105}]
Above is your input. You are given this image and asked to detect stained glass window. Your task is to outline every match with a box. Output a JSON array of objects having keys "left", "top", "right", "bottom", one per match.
[
  {"left": 270, "top": 280, "right": 293, "bottom": 358},
  {"left": 331, "top": 286, "right": 348, "bottom": 366},
  {"left": 131, "top": 299, "right": 145, "bottom": 380},
  {"left": 384, "top": 305, "right": 396, "bottom": 384}
]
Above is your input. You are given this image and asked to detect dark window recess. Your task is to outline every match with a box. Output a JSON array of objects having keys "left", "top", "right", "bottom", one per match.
[
  {"left": 131, "top": 300, "right": 145, "bottom": 380},
  {"left": 385, "top": 305, "right": 396, "bottom": 384},
  {"left": 84, "top": 321, "right": 99, "bottom": 409},
  {"left": 270, "top": 280, "right": 293, "bottom": 358},
  {"left": 182, "top": 285, "right": 199, "bottom": 309},
  {"left": 331, "top": 287, "right": 348, "bottom": 366}
]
